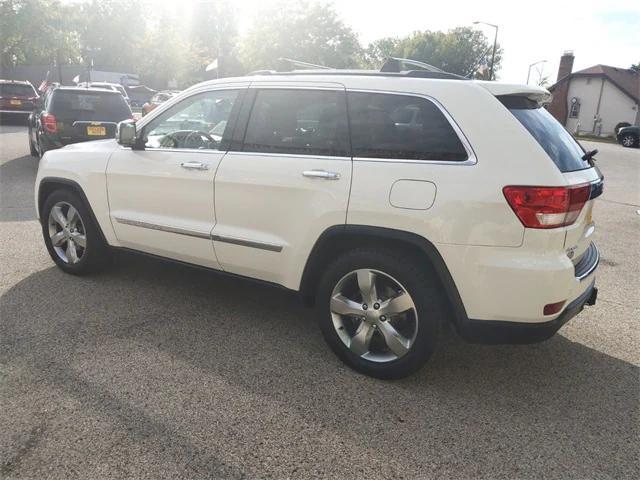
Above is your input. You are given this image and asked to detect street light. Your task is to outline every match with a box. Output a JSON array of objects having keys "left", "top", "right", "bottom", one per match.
[
  {"left": 473, "top": 21, "right": 498, "bottom": 81},
  {"left": 527, "top": 60, "right": 547, "bottom": 85}
]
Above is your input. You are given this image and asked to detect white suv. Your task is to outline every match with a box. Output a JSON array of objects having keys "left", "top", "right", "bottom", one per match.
[{"left": 34, "top": 70, "right": 602, "bottom": 379}]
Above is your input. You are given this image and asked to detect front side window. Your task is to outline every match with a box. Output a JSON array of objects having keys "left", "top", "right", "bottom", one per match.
[
  {"left": 243, "top": 89, "right": 349, "bottom": 157},
  {"left": 144, "top": 89, "right": 238, "bottom": 150},
  {"left": 347, "top": 92, "right": 469, "bottom": 161}
]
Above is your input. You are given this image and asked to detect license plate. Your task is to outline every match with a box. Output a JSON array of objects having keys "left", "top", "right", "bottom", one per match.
[
  {"left": 87, "top": 126, "right": 106, "bottom": 136},
  {"left": 10, "top": 99, "right": 21, "bottom": 105}
]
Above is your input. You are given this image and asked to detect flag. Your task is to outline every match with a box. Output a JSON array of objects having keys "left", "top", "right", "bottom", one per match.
[
  {"left": 38, "top": 71, "right": 51, "bottom": 92},
  {"left": 205, "top": 59, "right": 218, "bottom": 72}
]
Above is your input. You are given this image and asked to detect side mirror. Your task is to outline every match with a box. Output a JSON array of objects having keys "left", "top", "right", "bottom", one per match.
[{"left": 116, "top": 119, "right": 137, "bottom": 147}]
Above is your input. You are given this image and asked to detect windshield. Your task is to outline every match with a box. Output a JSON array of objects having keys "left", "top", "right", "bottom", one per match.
[
  {"left": 0, "top": 84, "right": 36, "bottom": 97},
  {"left": 500, "top": 96, "right": 589, "bottom": 172},
  {"left": 50, "top": 91, "right": 132, "bottom": 121}
]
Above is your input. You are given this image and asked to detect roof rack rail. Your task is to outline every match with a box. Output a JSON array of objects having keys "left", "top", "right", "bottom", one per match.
[
  {"left": 381, "top": 57, "right": 445, "bottom": 73},
  {"left": 278, "top": 58, "right": 331, "bottom": 70},
  {"left": 246, "top": 69, "right": 466, "bottom": 80}
]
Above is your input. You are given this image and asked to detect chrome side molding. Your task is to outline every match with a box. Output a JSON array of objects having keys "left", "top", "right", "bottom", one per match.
[
  {"left": 114, "top": 216, "right": 283, "bottom": 252},
  {"left": 114, "top": 217, "right": 211, "bottom": 240},
  {"left": 211, "top": 234, "right": 283, "bottom": 252}
]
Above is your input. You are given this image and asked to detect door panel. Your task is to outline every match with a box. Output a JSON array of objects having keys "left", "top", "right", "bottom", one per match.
[
  {"left": 212, "top": 86, "right": 351, "bottom": 289},
  {"left": 106, "top": 88, "right": 244, "bottom": 269},
  {"left": 213, "top": 153, "right": 351, "bottom": 286},
  {"left": 107, "top": 148, "right": 223, "bottom": 268}
]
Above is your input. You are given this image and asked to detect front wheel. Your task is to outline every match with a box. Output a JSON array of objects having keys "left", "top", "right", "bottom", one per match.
[
  {"left": 41, "top": 189, "right": 110, "bottom": 274},
  {"left": 316, "top": 249, "right": 445, "bottom": 379}
]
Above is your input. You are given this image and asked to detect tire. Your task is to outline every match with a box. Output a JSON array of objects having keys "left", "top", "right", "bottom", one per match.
[
  {"left": 316, "top": 248, "right": 444, "bottom": 379},
  {"left": 620, "top": 134, "right": 638, "bottom": 148},
  {"left": 41, "top": 189, "right": 110, "bottom": 275},
  {"left": 28, "top": 129, "right": 38, "bottom": 157},
  {"left": 37, "top": 135, "right": 48, "bottom": 159}
]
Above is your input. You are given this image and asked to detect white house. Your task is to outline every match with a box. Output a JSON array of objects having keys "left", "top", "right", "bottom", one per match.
[{"left": 548, "top": 52, "right": 639, "bottom": 136}]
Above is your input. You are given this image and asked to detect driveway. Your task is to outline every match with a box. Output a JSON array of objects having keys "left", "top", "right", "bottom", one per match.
[{"left": 1, "top": 126, "right": 638, "bottom": 479}]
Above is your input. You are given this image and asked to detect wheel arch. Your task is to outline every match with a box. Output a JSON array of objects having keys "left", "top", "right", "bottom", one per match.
[
  {"left": 38, "top": 177, "right": 109, "bottom": 246},
  {"left": 299, "top": 225, "right": 469, "bottom": 328}
]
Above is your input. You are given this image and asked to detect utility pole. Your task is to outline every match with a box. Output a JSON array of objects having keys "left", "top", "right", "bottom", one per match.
[
  {"left": 527, "top": 60, "right": 547, "bottom": 85},
  {"left": 473, "top": 21, "right": 499, "bottom": 80}
]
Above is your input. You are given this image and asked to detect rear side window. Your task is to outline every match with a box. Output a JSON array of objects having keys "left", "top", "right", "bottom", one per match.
[
  {"left": 347, "top": 92, "right": 468, "bottom": 161},
  {"left": 51, "top": 91, "right": 131, "bottom": 121},
  {"left": 0, "top": 84, "right": 36, "bottom": 97},
  {"left": 243, "top": 89, "right": 349, "bottom": 157},
  {"left": 500, "top": 96, "right": 589, "bottom": 172}
]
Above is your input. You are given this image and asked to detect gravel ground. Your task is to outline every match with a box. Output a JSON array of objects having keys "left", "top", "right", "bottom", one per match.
[{"left": 1, "top": 122, "right": 638, "bottom": 479}]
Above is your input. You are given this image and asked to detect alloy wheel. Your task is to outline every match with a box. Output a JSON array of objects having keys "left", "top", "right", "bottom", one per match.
[
  {"left": 47, "top": 201, "right": 87, "bottom": 264},
  {"left": 329, "top": 269, "right": 419, "bottom": 363},
  {"left": 621, "top": 135, "right": 636, "bottom": 147}
]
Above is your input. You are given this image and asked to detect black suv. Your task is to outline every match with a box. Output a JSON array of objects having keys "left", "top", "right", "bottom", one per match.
[
  {"left": 0, "top": 80, "right": 40, "bottom": 120},
  {"left": 28, "top": 87, "right": 133, "bottom": 157},
  {"left": 616, "top": 125, "right": 639, "bottom": 148}
]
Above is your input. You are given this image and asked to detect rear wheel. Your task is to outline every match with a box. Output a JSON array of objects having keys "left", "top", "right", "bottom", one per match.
[
  {"left": 316, "top": 249, "right": 444, "bottom": 379},
  {"left": 28, "top": 128, "right": 38, "bottom": 157},
  {"left": 620, "top": 133, "right": 638, "bottom": 148},
  {"left": 41, "top": 189, "right": 110, "bottom": 274}
]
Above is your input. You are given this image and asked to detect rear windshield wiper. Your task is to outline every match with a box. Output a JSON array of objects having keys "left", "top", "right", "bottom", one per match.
[{"left": 582, "top": 149, "right": 598, "bottom": 162}]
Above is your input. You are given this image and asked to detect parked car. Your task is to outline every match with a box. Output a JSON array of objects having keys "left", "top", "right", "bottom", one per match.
[
  {"left": 616, "top": 125, "right": 639, "bottom": 148},
  {"left": 77, "top": 81, "right": 130, "bottom": 103},
  {"left": 141, "top": 90, "right": 180, "bottom": 116},
  {"left": 0, "top": 79, "right": 40, "bottom": 118},
  {"left": 28, "top": 87, "right": 132, "bottom": 157},
  {"left": 34, "top": 70, "right": 602, "bottom": 379},
  {"left": 125, "top": 85, "right": 157, "bottom": 109}
]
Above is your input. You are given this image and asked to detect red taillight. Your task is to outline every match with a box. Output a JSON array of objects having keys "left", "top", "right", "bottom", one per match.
[
  {"left": 503, "top": 184, "right": 590, "bottom": 229},
  {"left": 42, "top": 113, "right": 57, "bottom": 134}
]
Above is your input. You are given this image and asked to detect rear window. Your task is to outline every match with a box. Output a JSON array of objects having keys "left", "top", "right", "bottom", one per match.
[
  {"left": 0, "top": 83, "right": 36, "bottom": 97},
  {"left": 500, "top": 96, "right": 589, "bottom": 172},
  {"left": 50, "top": 91, "right": 131, "bottom": 121}
]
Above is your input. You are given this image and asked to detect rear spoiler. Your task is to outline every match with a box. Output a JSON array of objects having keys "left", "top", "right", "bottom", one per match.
[{"left": 475, "top": 81, "right": 551, "bottom": 105}]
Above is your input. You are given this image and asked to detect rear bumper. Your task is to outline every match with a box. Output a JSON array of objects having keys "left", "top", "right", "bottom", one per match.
[{"left": 457, "top": 280, "right": 597, "bottom": 344}]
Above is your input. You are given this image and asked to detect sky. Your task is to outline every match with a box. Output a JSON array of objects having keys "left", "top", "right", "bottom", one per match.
[{"left": 234, "top": 0, "right": 640, "bottom": 84}]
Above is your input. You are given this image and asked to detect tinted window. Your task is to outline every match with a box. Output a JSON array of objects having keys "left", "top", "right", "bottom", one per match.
[
  {"left": 348, "top": 92, "right": 468, "bottom": 161},
  {"left": 500, "top": 96, "right": 589, "bottom": 172},
  {"left": 50, "top": 91, "right": 131, "bottom": 121},
  {"left": 0, "top": 84, "right": 36, "bottom": 97},
  {"left": 243, "top": 89, "right": 349, "bottom": 156},
  {"left": 144, "top": 89, "right": 238, "bottom": 150}
]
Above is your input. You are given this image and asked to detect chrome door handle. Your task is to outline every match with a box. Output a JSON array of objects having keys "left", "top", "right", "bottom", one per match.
[
  {"left": 181, "top": 161, "right": 209, "bottom": 170},
  {"left": 302, "top": 170, "right": 340, "bottom": 180}
]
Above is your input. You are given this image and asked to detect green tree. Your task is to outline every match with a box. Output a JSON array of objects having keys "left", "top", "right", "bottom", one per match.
[
  {"left": 241, "top": 1, "right": 363, "bottom": 71},
  {"left": 1, "top": 0, "right": 80, "bottom": 68},
  {"left": 631, "top": 62, "right": 639, "bottom": 72},
  {"left": 76, "top": 0, "right": 146, "bottom": 71},
  {"left": 187, "top": 0, "right": 241, "bottom": 77},
  {"left": 364, "top": 27, "right": 502, "bottom": 78}
]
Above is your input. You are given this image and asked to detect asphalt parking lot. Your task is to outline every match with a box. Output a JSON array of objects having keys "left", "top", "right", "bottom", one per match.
[{"left": 1, "top": 122, "right": 638, "bottom": 479}]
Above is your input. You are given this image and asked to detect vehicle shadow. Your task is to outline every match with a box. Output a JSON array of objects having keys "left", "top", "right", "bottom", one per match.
[
  {"left": 1, "top": 253, "right": 638, "bottom": 478},
  {"left": 0, "top": 153, "right": 39, "bottom": 222}
]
